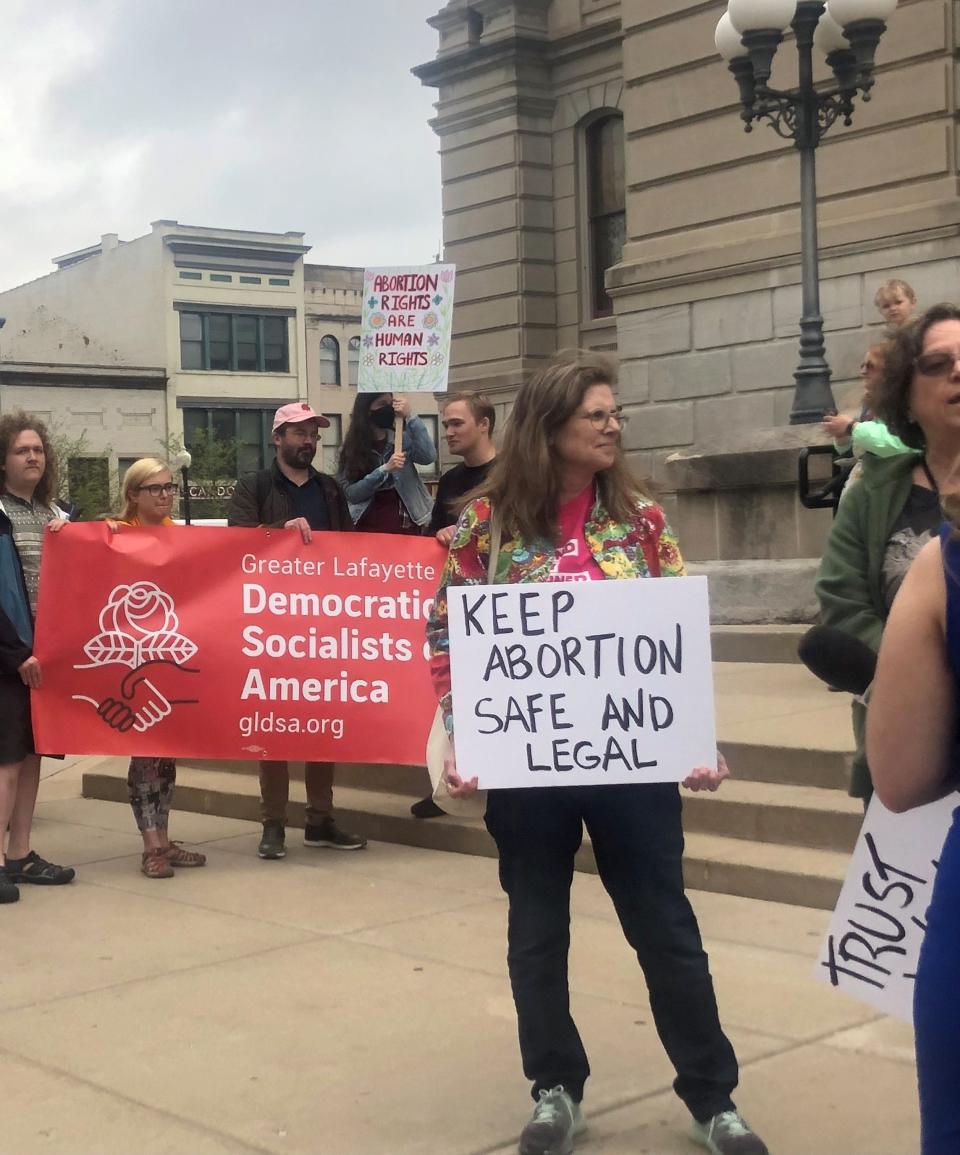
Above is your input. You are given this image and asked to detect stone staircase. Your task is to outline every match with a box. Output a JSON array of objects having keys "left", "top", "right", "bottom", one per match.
[{"left": 82, "top": 624, "right": 861, "bottom": 911}]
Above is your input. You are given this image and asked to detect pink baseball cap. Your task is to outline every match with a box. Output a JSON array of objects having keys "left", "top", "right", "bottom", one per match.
[{"left": 272, "top": 401, "right": 330, "bottom": 432}]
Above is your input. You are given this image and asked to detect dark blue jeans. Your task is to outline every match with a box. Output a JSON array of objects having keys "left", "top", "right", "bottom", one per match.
[{"left": 484, "top": 782, "right": 739, "bottom": 1122}]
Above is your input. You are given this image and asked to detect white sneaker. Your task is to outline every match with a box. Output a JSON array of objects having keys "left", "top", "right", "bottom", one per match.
[
  {"left": 518, "top": 1086, "right": 587, "bottom": 1155},
  {"left": 690, "top": 1109, "right": 769, "bottom": 1155}
]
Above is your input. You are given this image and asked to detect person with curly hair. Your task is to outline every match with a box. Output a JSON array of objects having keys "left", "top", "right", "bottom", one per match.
[
  {"left": 867, "top": 304, "right": 960, "bottom": 1153},
  {"left": 0, "top": 411, "right": 75, "bottom": 904},
  {"left": 817, "top": 304, "right": 960, "bottom": 800}
]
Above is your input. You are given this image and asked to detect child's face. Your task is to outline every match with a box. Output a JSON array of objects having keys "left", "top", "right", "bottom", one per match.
[{"left": 878, "top": 292, "right": 914, "bottom": 327}]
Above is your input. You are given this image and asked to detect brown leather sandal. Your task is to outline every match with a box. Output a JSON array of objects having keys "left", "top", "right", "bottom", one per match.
[
  {"left": 142, "top": 848, "right": 174, "bottom": 879},
  {"left": 165, "top": 842, "right": 206, "bottom": 868}
]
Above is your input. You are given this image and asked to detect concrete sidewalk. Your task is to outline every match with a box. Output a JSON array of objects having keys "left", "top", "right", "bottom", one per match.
[{"left": 3, "top": 762, "right": 918, "bottom": 1155}]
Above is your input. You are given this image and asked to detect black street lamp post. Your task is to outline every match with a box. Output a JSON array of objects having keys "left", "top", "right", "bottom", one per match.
[
  {"left": 173, "top": 447, "right": 192, "bottom": 525},
  {"left": 716, "top": 0, "right": 897, "bottom": 424}
]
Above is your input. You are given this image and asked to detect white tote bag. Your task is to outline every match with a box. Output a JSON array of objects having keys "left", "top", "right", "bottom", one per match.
[{"left": 425, "top": 514, "right": 501, "bottom": 819}]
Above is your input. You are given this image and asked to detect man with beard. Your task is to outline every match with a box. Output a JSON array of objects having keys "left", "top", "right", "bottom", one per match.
[{"left": 228, "top": 402, "right": 366, "bottom": 858}]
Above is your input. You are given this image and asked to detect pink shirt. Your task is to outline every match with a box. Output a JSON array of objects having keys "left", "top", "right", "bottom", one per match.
[{"left": 547, "top": 486, "right": 604, "bottom": 582}]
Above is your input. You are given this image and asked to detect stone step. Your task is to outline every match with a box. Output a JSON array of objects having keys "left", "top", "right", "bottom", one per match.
[
  {"left": 710, "top": 624, "right": 808, "bottom": 664},
  {"left": 174, "top": 759, "right": 859, "bottom": 851},
  {"left": 688, "top": 558, "right": 820, "bottom": 626},
  {"left": 82, "top": 762, "right": 849, "bottom": 910},
  {"left": 193, "top": 745, "right": 852, "bottom": 792},
  {"left": 718, "top": 740, "right": 850, "bottom": 791},
  {"left": 178, "top": 758, "right": 433, "bottom": 798},
  {"left": 683, "top": 779, "right": 862, "bottom": 854}
]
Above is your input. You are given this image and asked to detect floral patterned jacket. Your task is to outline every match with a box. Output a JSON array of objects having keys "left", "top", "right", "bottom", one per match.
[{"left": 426, "top": 491, "right": 684, "bottom": 727}]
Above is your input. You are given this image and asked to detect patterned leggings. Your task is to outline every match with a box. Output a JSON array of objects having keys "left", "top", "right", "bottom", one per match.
[{"left": 127, "top": 757, "right": 177, "bottom": 833}]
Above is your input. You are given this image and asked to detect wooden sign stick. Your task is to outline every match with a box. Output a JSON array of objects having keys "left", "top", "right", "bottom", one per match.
[{"left": 394, "top": 397, "right": 405, "bottom": 459}]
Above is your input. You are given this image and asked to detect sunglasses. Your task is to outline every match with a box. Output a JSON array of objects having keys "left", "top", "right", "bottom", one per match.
[{"left": 914, "top": 351, "right": 960, "bottom": 377}]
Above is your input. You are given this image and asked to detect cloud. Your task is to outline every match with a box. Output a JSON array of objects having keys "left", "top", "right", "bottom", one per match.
[{"left": 0, "top": 0, "right": 443, "bottom": 289}]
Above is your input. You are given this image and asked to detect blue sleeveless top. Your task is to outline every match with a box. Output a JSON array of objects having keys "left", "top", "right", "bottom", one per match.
[{"left": 940, "top": 525, "right": 960, "bottom": 694}]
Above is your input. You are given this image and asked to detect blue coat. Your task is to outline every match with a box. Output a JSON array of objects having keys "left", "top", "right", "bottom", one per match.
[{"left": 340, "top": 415, "right": 437, "bottom": 527}]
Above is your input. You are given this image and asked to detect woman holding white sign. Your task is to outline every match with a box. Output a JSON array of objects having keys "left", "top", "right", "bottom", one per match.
[
  {"left": 338, "top": 392, "right": 436, "bottom": 534},
  {"left": 867, "top": 306, "right": 960, "bottom": 1155},
  {"left": 426, "top": 352, "right": 767, "bottom": 1155}
]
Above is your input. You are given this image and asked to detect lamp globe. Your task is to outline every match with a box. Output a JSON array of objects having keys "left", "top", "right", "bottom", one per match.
[{"left": 716, "top": 12, "right": 748, "bottom": 59}]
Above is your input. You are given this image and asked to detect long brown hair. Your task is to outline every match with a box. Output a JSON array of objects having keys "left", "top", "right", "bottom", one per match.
[
  {"left": 469, "top": 350, "right": 648, "bottom": 541},
  {"left": 338, "top": 391, "right": 391, "bottom": 482},
  {"left": 0, "top": 410, "right": 58, "bottom": 506}
]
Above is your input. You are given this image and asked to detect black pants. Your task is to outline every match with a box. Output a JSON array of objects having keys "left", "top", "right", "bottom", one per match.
[{"left": 484, "top": 782, "right": 739, "bottom": 1122}]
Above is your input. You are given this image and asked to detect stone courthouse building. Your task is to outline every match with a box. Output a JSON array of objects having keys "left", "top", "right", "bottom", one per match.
[{"left": 415, "top": 0, "right": 957, "bottom": 618}]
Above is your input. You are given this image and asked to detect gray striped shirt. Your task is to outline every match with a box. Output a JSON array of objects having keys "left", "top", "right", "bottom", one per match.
[{"left": 2, "top": 493, "right": 58, "bottom": 614}]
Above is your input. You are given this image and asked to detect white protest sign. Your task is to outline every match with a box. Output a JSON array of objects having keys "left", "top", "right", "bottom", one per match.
[
  {"left": 358, "top": 264, "right": 456, "bottom": 394},
  {"left": 816, "top": 791, "right": 958, "bottom": 1023},
  {"left": 447, "top": 576, "right": 716, "bottom": 789}
]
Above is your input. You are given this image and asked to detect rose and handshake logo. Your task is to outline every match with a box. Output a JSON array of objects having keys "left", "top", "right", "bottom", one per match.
[{"left": 72, "top": 581, "right": 200, "bottom": 733}]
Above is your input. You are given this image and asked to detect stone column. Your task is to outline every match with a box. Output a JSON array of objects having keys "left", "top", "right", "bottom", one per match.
[{"left": 415, "top": 0, "right": 557, "bottom": 396}]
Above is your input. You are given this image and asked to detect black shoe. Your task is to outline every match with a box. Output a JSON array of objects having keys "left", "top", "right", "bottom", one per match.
[
  {"left": 410, "top": 796, "right": 446, "bottom": 819},
  {"left": 258, "top": 821, "right": 286, "bottom": 859},
  {"left": 5, "top": 850, "right": 75, "bottom": 885},
  {"left": 0, "top": 866, "right": 20, "bottom": 904},
  {"left": 303, "top": 818, "right": 366, "bottom": 851}
]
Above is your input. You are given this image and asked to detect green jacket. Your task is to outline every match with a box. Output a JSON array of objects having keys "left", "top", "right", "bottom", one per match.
[{"left": 815, "top": 451, "right": 922, "bottom": 797}]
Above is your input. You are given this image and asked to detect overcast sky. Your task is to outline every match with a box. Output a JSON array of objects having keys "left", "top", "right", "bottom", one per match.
[{"left": 0, "top": 0, "right": 444, "bottom": 291}]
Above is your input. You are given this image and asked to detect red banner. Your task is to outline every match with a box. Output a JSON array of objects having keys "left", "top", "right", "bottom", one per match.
[{"left": 32, "top": 525, "right": 444, "bottom": 764}]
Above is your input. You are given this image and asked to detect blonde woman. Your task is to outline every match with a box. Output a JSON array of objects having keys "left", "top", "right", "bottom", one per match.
[{"left": 107, "top": 458, "right": 206, "bottom": 879}]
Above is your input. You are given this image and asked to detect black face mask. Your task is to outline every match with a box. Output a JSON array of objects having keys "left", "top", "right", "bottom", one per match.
[{"left": 370, "top": 406, "right": 396, "bottom": 431}]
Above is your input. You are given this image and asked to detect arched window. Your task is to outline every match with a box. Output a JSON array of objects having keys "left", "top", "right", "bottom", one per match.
[
  {"left": 347, "top": 336, "right": 360, "bottom": 388},
  {"left": 585, "top": 114, "right": 625, "bottom": 318},
  {"left": 319, "top": 335, "right": 340, "bottom": 386}
]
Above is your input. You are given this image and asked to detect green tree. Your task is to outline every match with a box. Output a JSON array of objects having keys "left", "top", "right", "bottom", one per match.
[
  {"left": 47, "top": 425, "right": 113, "bottom": 520},
  {"left": 159, "top": 428, "right": 242, "bottom": 520}
]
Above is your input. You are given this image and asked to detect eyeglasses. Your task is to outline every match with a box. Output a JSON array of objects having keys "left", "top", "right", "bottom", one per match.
[
  {"left": 580, "top": 407, "right": 628, "bottom": 431},
  {"left": 914, "top": 350, "right": 960, "bottom": 377},
  {"left": 138, "top": 483, "right": 179, "bottom": 497}
]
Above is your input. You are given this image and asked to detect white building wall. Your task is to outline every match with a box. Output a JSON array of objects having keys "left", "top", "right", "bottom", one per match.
[{"left": 0, "top": 233, "right": 165, "bottom": 367}]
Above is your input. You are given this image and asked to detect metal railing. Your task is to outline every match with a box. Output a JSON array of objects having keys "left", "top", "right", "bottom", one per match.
[{"left": 798, "top": 444, "right": 855, "bottom": 516}]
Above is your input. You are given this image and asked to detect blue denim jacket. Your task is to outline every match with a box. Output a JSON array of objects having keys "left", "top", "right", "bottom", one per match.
[{"left": 341, "top": 415, "right": 437, "bottom": 527}]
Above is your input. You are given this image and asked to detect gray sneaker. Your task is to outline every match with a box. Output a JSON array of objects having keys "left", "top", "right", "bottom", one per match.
[
  {"left": 257, "top": 821, "right": 286, "bottom": 859},
  {"left": 690, "top": 1110, "right": 769, "bottom": 1155},
  {"left": 519, "top": 1086, "right": 586, "bottom": 1155}
]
